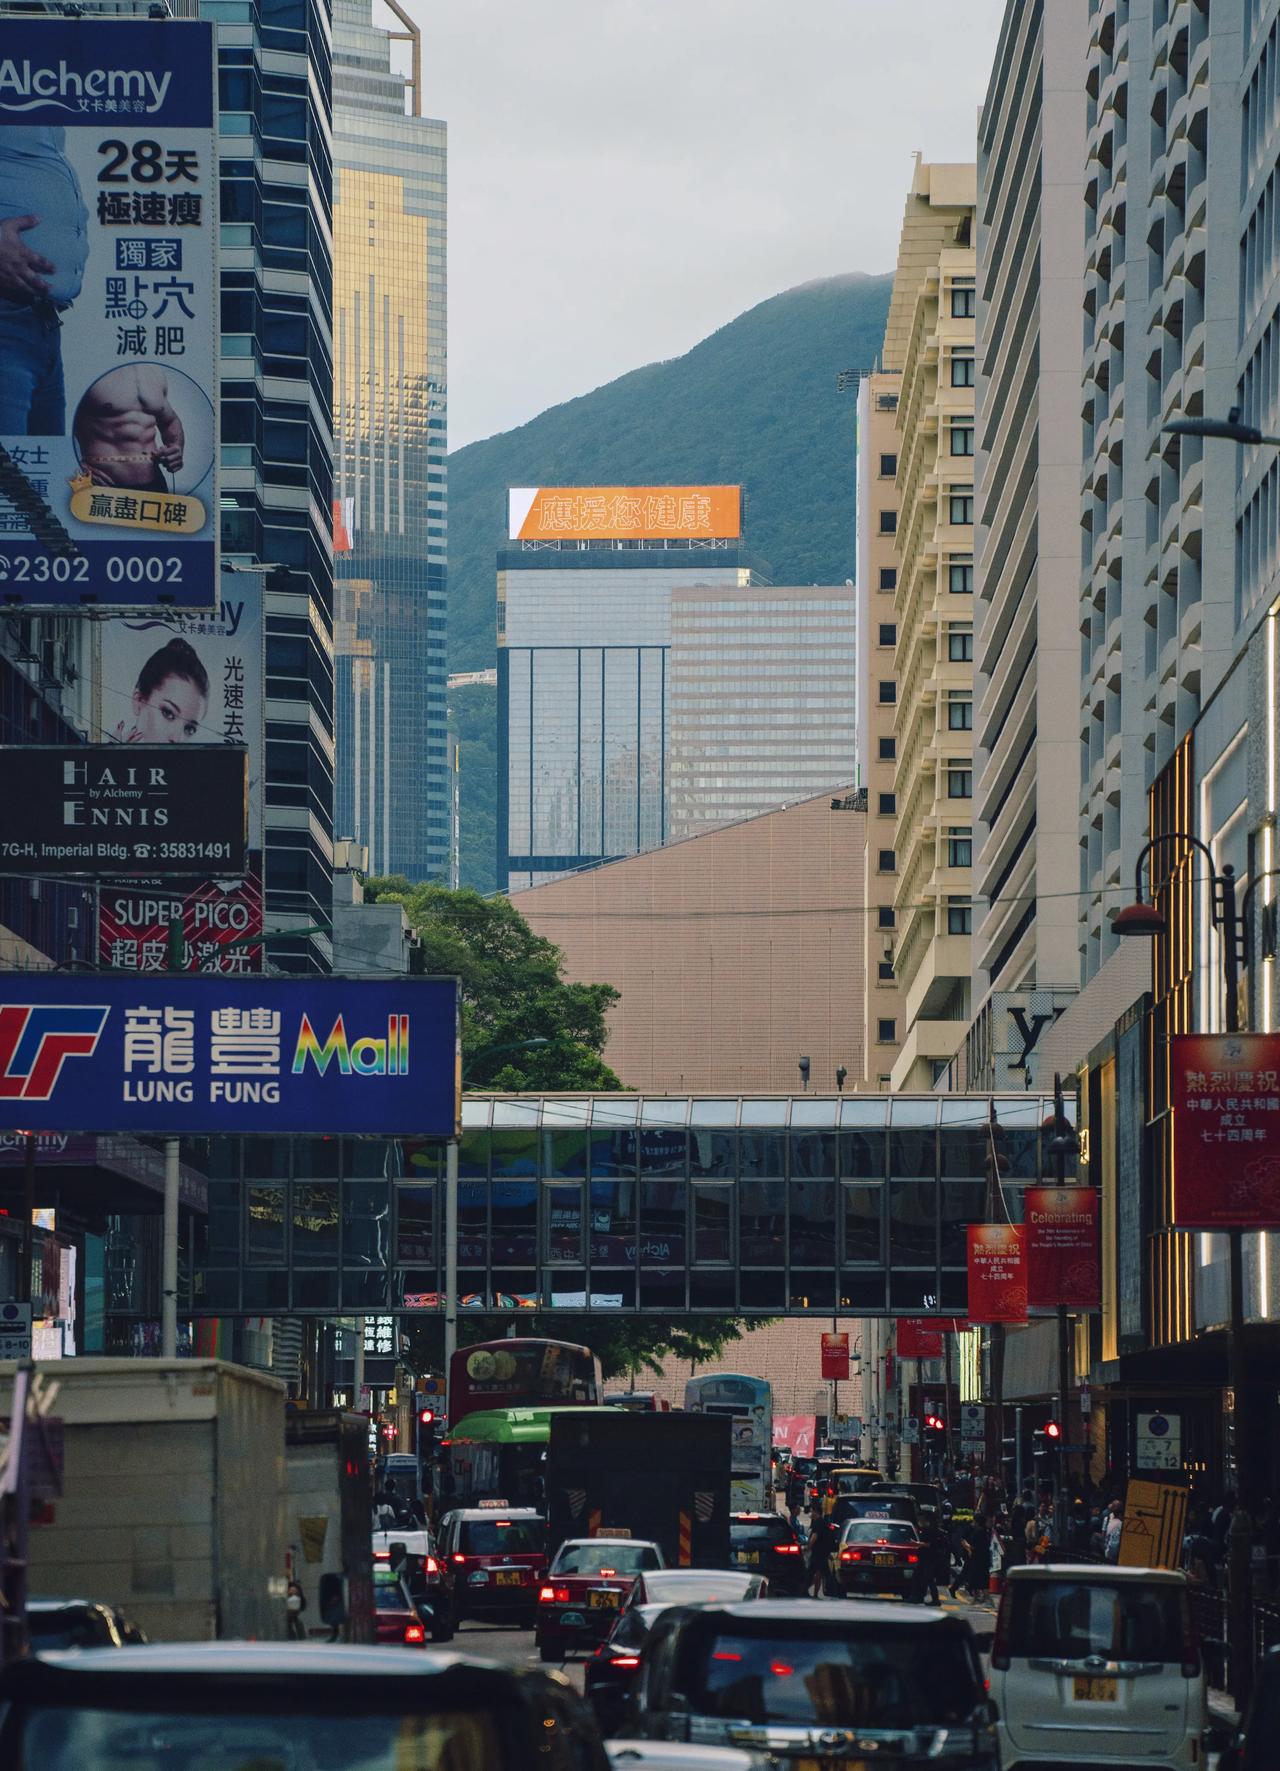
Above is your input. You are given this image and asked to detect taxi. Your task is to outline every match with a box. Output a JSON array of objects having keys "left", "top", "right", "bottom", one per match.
[
  {"left": 818, "top": 1463, "right": 883, "bottom": 1517},
  {"left": 436, "top": 1502, "right": 548, "bottom": 1627},
  {"left": 372, "top": 1566, "right": 428, "bottom": 1648},
  {"left": 372, "top": 1527, "right": 455, "bottom": 1641},
  {"left": 535, "top": 1535, "right": 664, "bottom": 1662}
]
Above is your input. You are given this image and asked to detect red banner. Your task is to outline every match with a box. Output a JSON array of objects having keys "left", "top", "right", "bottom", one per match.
[
  {"left": 773, "top": 1415, "right": 816, "bottom": 1456},
  {"left": 1026, "top": 1186, "right": 1101, "bottom": 1308},
  {"left": 820, "top": 1332, "right": 850, "bottom": 1380},
  {"left": 1172, "top": 1032, "right": 1280, "bottom": 1228},
  {"left": 966, "top": 1224, "right": 1027, "bottom": 1323},
  {"left": 896, "top": 1317, "right": 945, "bottom": 1358}
]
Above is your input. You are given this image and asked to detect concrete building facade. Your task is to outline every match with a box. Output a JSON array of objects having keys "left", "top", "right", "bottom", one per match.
[
  {"left": 510, "top": 790, "right": 866, "bottom": 1095},
  {"left": 883, "top": 161, "right": 979, "bottom": 1091},
  {"left": 667, "top": 584, "right": 857, "bottom": 842},
  {"left": 856, "top": 373, "right": 905, "bottom": 1088}
]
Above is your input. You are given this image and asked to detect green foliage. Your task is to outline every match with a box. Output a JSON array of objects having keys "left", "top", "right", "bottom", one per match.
[
  {"left": 400, "top": 1312, "right": 772, "bottom": 1384},
  {"left": 363, "top": 877, "right": 623, "bottom": 1091},
  {"left": 446, "top": 271, "right": 893, "bottom": 892}
]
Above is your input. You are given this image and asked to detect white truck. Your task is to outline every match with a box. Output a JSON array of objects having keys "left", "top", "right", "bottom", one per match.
[{"left": 0, "top": 1357, "right": 288, "bottom": 1642}]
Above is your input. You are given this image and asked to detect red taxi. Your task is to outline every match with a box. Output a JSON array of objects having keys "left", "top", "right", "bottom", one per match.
[
  {"left": 535, "top": 1536, "right": 664, "bottom": 1663},
  {"left": 436, "top": 1503, "right": 548, "bottom": 1626},
  {"left": 833, "top": 1518, "right": 927, "bottom": 1600},
  {"left": 371, "top": 1565, "right": 427, "bottom": 1648}
]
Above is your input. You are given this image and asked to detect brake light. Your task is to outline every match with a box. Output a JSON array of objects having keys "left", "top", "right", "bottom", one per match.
[
  {"left": 539, "top": 1585, "right": 570, "bottom": 1603},
  {"left": 991, "top": 1585, "right": 1012, "bottom": 1671},
  {"left": 425, "top": 1556, "right": 440, "bottom": 1575},
  {"left": 773, "top": 1543, "right": 801, "bottom": 1555},
  {"left": 712, "top": 1651, "right": 743, "bottom": 1662},
  {"left": 452, "top": 1553, "right": 466, "bottom": 1565},
  {"left": 404, "top": 1623, "right": 425, "bottom": 1643},
  {"left": 840, "top": 1549, "right": 865, "bottom": 1562},
  {"left": 374, "top": 1550, "right": 390, "bottom": 1560},
  {"left": 612, "top": 1654, "right": 641, "bottom": 1668},
  {"left": 599, "top": 1568, "right": 616, "bottom": 1577},
  {"left": 770, "top": 1661, "right": 794, "bottom": 1678},
  {"left": 907, "top": 1553, "right": 920, "bottom": 1564}
]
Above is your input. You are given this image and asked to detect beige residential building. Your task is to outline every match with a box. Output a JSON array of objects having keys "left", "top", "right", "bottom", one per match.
[
  {"left": 883, "top": 159, "right": 978, "bottom": 1091},
  {"left": 510, "top": 790, "right": 866, "bottom": 1094},
  {"left": 856, "top": 373, "right": 904, "bottom": 1088}
]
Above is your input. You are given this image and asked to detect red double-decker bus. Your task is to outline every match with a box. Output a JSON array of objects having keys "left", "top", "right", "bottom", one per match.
[{"left": 447, "top": 1338, "right": 602, "bottom": 1427}]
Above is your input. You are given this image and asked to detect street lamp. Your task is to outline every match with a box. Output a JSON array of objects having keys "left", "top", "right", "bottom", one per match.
[
  {"left": 1164, "top": 406, "right": 1280, "bottom": 448},
  {"left": 462, "top": 1036, "right": 549, "bottom": 1085}
]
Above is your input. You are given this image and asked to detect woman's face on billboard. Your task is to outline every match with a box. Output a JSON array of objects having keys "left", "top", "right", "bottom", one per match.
[{"left": 131, "top": 671, "right": 207, "bottom": 741}]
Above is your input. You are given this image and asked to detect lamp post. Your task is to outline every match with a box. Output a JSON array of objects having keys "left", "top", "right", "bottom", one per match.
[
  {"left": 1114, "top": 831, "right": 1260, "bottom": 1705},
  {"left": 1045, "top": 1074, "right": 1080, "bottom": 1540}
]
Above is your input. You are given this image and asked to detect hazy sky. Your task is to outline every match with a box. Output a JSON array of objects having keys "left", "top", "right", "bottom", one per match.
[{"left": 404, "top": 0, "right": 1007, "bottom": 449}]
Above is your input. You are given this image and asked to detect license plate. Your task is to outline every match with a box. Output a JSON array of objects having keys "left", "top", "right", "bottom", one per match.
[
  {"left": 495, "top": 1570, "right": 523, "bottom": 1587},
  {"left": 873, "top": 1553, "right": 895, "bottom": 1566},
  {"left": 735, "top": 1550, "right": 760, "bottom": 1566},
  {"left": 1073, "top": 1676, "right": 1118, "bottom": 1702},
  {"left": 588, "top": 1589, "right": 620, "bottom": 1609}
]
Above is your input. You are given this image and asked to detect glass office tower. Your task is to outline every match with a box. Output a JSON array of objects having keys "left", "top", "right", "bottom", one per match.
[{"left": 332, "top": 0, "right": 449, "bottom": 881}]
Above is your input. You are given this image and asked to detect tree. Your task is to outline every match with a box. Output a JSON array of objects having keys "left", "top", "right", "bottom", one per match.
[
  {"left": 400, "top": 1312, "right": 769, "bottom": 1384},
  {"left": 363, "top": 878, "right": 623, "bottom": 1090}
]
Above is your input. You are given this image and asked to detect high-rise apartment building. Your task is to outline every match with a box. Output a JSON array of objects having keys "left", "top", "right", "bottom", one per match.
[
  {"left": 960, "top": 0, "right": 1087, "bottom": 1086},
  {"left": 497, "top": 487, "right": 769, "bottom": 892},
  {"left": 856, "top": 372, "right": 904, "bottom": 1088},
  {"left": 882, "top": 160, "right": 978, "bottom": 1091},
  {"left": 211, "top": 0, "right": 336, "bottom": 970},
  {"left": 667, "top": 585, "right": 856, "bottom": 842},
  {"left": 332, "top": 0, "right": 450, "bottom": 882}
]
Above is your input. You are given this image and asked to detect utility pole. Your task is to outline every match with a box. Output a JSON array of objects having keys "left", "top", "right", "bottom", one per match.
[
  {"left": 1049, "top": 1073, "right": 1077, "bottom": 1540},
  {"left": 161, "top": 914, "right": 184, "bottom": 1360}
]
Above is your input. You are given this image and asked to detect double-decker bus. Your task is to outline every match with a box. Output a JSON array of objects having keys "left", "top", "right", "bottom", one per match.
[
  {"left": 447, "top": 1338, "right": 602, "bottom": 1427},
  {"left": 684, "top": 1373, "right": 773, "bottom": 1510}
]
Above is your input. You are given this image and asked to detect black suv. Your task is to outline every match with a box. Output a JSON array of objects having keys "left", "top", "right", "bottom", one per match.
[
  {"left": 630, "top": 1598, "right": 997, "bottom": 1770},
  {"left": 728, "top": 1511, "right": 807, "bottom": 1594}
]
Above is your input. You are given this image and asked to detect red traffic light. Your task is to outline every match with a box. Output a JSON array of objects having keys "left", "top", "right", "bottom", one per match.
[
  {"left": 418, "top": 1408, "right": 436, "bottom": 1425},
  {"left": 924, "top": 1414, "right": 945, "bottom": 1432},
  {"left": 1044, "top": 1420, "right": 1062, "bottom": 1440}
]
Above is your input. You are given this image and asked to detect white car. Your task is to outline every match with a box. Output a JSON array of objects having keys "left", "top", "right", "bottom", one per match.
[{"left": 990, "top": 1563, "right": 1207, "bottom": 1770}]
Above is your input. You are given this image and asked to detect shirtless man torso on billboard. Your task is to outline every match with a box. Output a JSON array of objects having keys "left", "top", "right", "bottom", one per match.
[{"left": 74, "top": 365, "right": 184, "bottom": 491}]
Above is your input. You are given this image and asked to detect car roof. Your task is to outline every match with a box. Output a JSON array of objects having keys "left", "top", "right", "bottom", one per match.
[
  {"left": 559, "top": 1537, "right": 661, "bottom": 1551},
  {"left": 1006, "top": 1563, "right": 1188, "bottom": 1585},
  {"left": 641, "top": 1572, "right": 758, "bottom": 1589},
  {"left": 27, "top": 1597, "right": 110, "bottom": 1612},
  {"left": 5, "top": 1643, "right": 520, "bottom": 1679},
  {"left": 450, "top": 1507, "right": 542, "bottom": 1520},
  {"left": 660, "top": 1598, "right": 963, "bottom": 1626}
]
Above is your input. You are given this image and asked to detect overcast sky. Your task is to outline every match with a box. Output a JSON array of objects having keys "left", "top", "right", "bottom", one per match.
[{"left": 403, "top": 0, "right": 1007, "bottom": 449}]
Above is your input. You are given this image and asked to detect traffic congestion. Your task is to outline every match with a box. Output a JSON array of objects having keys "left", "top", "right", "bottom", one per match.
[{"left": 0, "top": 1336, "right": 1258, "bottom": 1769}]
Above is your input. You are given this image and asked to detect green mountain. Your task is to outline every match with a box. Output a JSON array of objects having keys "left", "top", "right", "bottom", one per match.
[{"left": 447, "top": 269, "right": 893, "bottom": 891}]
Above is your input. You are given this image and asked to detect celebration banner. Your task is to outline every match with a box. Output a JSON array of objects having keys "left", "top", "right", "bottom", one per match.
[
  {"left": 1026, "top": 1186, "right": 1101, "bottom": 1308},
  {"left": 1171, "top": 1032, "right": 1280, "bottom": 1227},
  {"left": 966, "top": 1224, "right": 1027, "bottom": 1323}
]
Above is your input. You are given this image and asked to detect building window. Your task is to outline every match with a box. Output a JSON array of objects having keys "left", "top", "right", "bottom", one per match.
[
  {"left": 950, "top": 424, "right": 974, "bottom": 456},
  {"left": 877, "top": 1018, "right": 897, "bottom": 1043},
  {"left": 879, "top": 510, "right": 897, "bottom": 535},
  {"left": 949, "top": 560, "right": 974, "bottom": 595},
  {"left": 878, "top": 736, "right": 896, "bottom": 761},
  {"left": 878, "top": 961, "right": 896, "bottom": 981},
  {"left": 949, "top": 488, "right": 974, "bottom": 525},
  {"left": 878, "top": 849, "right": 897, "bottom": 873},
  {"left": 946, "top": 828, "right": 972, "bottom": 868},
  {"left": 947, "top": 897, "right": 972, "bottom": 935},
  {"left": 878, "top": 792, "right": 896, "bottom": 815},
  {"left": 948, "top": 627, "right": 974, "bottom": 662},
  {"left": 878, "top": 623, "right": 896, "bottom": 646},
  {"left": 951, "top": 351, "right": 975, "bottom": 388},
  {"left": 878, "top": 680, "right": 897, "bottom": 705},
  {"left": 879, "top": 453, "right": 898, "bottom": 477},
  {"left": 951, "top": 283, "right": 976, "bottom": 318},
  {"left": 877, "top": 905, "right": 896, "bottom": 930},
  {"left": 947, "top": 767, "right": 973, "bottom": 799},
  {"left": 948, "top": 694, "right": 973, "bottom": 731},
  {"left": 879, "top": 567, "right": 897, "bottom": 591}
]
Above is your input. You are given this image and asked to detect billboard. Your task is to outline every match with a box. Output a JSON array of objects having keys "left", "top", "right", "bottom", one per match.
[
  {"left": 1171, "top": 1032, "right": 1280, "bottom": 1227},
  {"left": 896, "top": 1317, "right": 944, "bottom": 1358},
  {"left": 508, "top": 485, "right": 741, "bottom": 542},
  {"left": 820, "top": 1331, "right": 850, "bottom": 1380},
  {"left": 0, "top": 744, "right": 246, "bottom": 876},
  {"left": 0, "top": 974, "right": 460, "bottom": 1137},
  {"left": 966, "top": 1223, "right": 1027, "bottom": 1323},
  {"left": 1025, "top": 1185, "right": 1101, "bottom": 1308},
  {"left": 97, "top": 869, "right": 263, "bottom": 975},
  {"left": 96, "top": 581, "right": 263, "bottom": 842},
  {"left": 0, "top": 19, "right": 217, "bottom": 607}
]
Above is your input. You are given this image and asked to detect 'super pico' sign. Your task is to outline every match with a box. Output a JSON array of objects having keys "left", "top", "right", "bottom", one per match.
[{"left": 0, "top": 975, "right": 459, "bottom": 1137}]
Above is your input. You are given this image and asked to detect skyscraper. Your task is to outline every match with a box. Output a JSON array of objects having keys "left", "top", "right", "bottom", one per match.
[{"left": 332, "top": 0, "right": 449, "bottom": 882}]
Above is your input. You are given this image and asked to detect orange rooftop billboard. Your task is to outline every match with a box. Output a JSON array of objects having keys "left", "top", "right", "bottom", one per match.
[{"left": 508, "top": 486, "right": 741, "bottom": 542}]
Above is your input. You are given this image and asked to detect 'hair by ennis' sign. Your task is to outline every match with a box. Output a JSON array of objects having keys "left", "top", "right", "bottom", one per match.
[{"left": 0, "top": 744, "right": 246, "bottom": 876}]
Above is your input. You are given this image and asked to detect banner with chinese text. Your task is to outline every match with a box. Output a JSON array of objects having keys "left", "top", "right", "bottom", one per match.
[
  {"left": 1026, "top": 1186, "right": 1101, "bottom": 1308},
  {"left": 1171, "top": 1032, "right": 1280, "bottom": 1227},
  {"left": 98, "top": 867, "right": 263, "bottom": 975},
  {"left": 896, "top": 1317, "right": 945, "bottom": 1358},
  {"left": 820, "top": 1332, "right": 850, "bottom": 1380},
  {"left": 966, "top": 1224, "right": 1028, "bottom": 1323},
  {"left": 0, "top": 19, "right": 217, "bottom": 606}
]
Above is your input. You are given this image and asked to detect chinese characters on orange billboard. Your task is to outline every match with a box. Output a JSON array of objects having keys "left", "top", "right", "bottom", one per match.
[
  {"left": 1171, "top": 1033, "right": 1280, "bottom": 1227},
  {"left": 966, "top": 1225, "right": 1027, "bottom": 1323},
  {"left": 508, "top": 485, "right": 741, "bottom": 542},
  {"left": 1025, "top": 1187, "right": 1101, "bottom": 1308}
]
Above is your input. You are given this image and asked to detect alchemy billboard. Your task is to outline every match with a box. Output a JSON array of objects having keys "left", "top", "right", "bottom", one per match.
[
  {"left": 0, "top": 18, "right": 217, "bottom": 606},
  {"left": 0, "top": 975, "right": 460, "bottom": 1137}
]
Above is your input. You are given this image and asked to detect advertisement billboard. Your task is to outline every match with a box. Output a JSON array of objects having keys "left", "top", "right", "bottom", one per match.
[
  {"left": 966, "top": 1223, "right": 1027, "bottom": 1323},
  {"left": 508, "top": 485, "right": 741, "bottom": 542},
  {"left": 820, "top": 1331, "right": 850, "bottom": 1380},
  {"left": 97, "top": 869, "right": 263, "bottom": 974},
  {"left": 1171, "top": 1032, "right": 1280, "bottom": 1227},
  {"left": 896, "top": 1317, "right": 945, "bottom": 1358},
  {"left": 0, "top": 974, "right": 460, "bottom": 1137},
  {"left": 96, "top": 580, "right": 263, "bottom": 841},
  {"left": 1025, "top": 1185, "right": 1101, "bottom": 1308},
  {"left": 0, "top": 744, "right": 246, "bottom": 876},
  {"left": 0, "top": 19, "right": 217, "bottom": 607}
]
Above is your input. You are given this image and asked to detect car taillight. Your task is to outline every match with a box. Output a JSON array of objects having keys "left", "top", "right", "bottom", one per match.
[
  {"left": 451, "top": 1553, "right": 466, "bottom": 1565},
  {"left": 611, "top": 1654, "right": 640, "bottom": 1668},
  {"left": 907, "top": 1553, "right": 920, "bottom": 1563},
  {"left": 539, "top": 1585, "right": 570, "bottom": 1603},
  {"left": 840, "top": 1549, "right": 864, "bottom": 1562},
  {"left": 773, "top": 1543, "right": 801, "bottom": 1555},
  {"left": 991, "top": 1585, "right": 1012, "bottom": 1671},
  {"left": 404, "top": 1623, "right": 425, "bottom": 1643},
  {"left": 425, "top": 1555, "right": 440, "bottom": 1575}
]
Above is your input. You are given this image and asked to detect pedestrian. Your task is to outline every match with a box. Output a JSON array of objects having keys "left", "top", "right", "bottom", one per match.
[
  {"left": 286, "top": 1579, "right": 307, "bottom": 1640},
  {"left": 1103, "top": 1498, "right": 1124, "bottom": 1563},
  {"left": 963, "top": 1518, "right": 991, "bottom": 1600},
  {"left": 921, "top": 1519, "right": 949, "bottom": 1605},
  {"left": 808, "top": 1511, "right": 836, "bottom": 1598}
]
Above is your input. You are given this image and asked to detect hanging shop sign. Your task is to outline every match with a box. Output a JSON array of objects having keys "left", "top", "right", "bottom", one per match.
[{"left": 966, "top": 1223, "right": 1027, "bottom": 1323}]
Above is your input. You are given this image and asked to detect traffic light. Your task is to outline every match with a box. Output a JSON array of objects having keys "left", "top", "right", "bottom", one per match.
[
  {"left": 924, "top": 1413, "right": 946, "bottom": 1434},
  {"left": 1044, "top": 1420, "right": 1062, "bottom": 1442},
  {"left": 416, "top": 1404, "right": 438, "bottom": 1463}
]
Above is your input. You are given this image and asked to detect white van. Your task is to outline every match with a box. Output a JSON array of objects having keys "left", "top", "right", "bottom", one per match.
[{"left": 990, "top": 1564, "right": 1207, "bottom": 1770}]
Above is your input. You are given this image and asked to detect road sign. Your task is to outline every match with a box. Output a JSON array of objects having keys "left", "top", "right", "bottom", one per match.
[
  {"left": 1119, "top": 1479, "right": 1187, "bottom": 1570},
  {"left": 902, "top": 1418, "right": 920, "bottom": 1443},
  {"left": 0, "top": 1303, "right": 31, "bottom": 1361},
  {"left": 960, "top": 1403, "right": 986, "bottom": 1443},
  {"left": 1136, "top": 1411, "right": 1181, "bottom": 1472}
]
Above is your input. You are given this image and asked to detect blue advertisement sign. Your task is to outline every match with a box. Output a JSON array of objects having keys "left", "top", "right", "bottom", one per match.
[
  {"left": 0, "top": 975, "right": 460, "bottom": 1137},
  {"left": 0, "top": 20, "right": 218, "bottom": 606}
]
